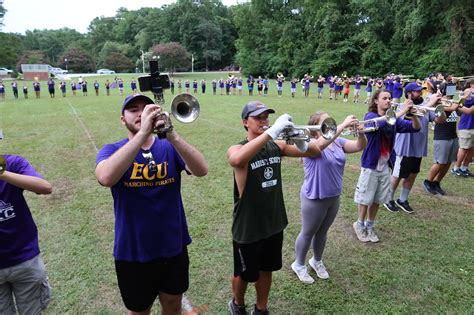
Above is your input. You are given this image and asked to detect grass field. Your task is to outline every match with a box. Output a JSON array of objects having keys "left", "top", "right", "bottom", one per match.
[{"left": 1, "top": 72, "right": 473, "bottom": 314}]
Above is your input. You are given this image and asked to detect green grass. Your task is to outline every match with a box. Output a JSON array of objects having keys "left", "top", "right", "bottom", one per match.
[{"left": 1, "top": 72, "right": 473, "bottom": 314}]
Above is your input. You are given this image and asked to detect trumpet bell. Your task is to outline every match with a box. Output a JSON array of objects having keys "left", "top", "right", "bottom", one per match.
[
  {"left": 170, "top": 93, "right": 200, "bottom": 123},
  {"left": 320, "top": 117, "right": 337, "bottom": 140},
  {"left": 385, "top": 108, "right": 396, "bottom": 125}
]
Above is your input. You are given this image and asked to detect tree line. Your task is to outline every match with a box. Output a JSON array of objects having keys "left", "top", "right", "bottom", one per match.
[{"left": 0, "top": 0, "right": 472, "bottom": 77}]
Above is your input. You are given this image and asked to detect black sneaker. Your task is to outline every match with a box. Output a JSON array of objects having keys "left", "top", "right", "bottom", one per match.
[
  {"left": 383, "top": 200, "right": 400, "bottom": 212},
  {"left": 432, "top": 181, "right": 446, "bottom": 196},
  {"left": 251, "top": 305, "right": 269, "bottom": 315},
  {"left": 422, "top": 179, "right": 439, "bottom": 195},
  {"left": 229, "top": 299, "right": 247, "bottom": 315},
  {"left": 395, "top": 199, "right": 414, "bottom": 214},
  {"left": 462, "top": 169, "right": 473, "bottom": 177}
]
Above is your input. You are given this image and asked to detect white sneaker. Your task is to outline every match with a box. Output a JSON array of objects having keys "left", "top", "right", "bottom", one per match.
[
  {"left": 291, "top": 261, "right": 314, "bottom": 284},
  {"left": 366, "top": 227, "right": 380, "bottom": 243},
  {"left": 353, "top": 222, "right": 369, "bottom": 242},
  {"left": 308, "top": 257, "right": 329, "bottom": 279}
]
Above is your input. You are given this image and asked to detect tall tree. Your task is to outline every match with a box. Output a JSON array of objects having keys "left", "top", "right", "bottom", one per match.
[{"left": 150, "top": 42, "right": 190, "bottom": 73}]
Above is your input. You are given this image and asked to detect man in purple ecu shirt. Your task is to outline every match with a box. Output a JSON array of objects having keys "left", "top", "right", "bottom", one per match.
[
  {"left": 0, "top": 134, "right": 53, "bottom": 314},
  {"left": 95, "top": 94, "right": 208, "bottom": 315}
]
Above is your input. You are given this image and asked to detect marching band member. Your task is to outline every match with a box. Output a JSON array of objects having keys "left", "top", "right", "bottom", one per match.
[
  {"left": 364, "top": 77, "right": 373, "bottom": 104},
  {"left": 291, "top": 113, "right": 366, "bottom": 283},
  {"left": 353, "top": 89, "right": 420, "bottom": 242},
  {"left": 227, "top": 101, "right": 324, "bottom": 315},
  {"left": 353, "top": 75, "right": 362, "bottom": 103},
  {"left": 276, "top": 74, "right": 284, "bottom": 97},
  {"left": 392, "top": 76, "right": 404, "bottom": 104},
  {"left": 384, "top": 83, "right": 445, "bottom": 214},
  {"left": 343, "top": 77, "right": 351, "bottom": 102},
  {"left": 317, "top": 75, "right": 325, "bottom": 99},
  {"left": 452, "top": 78, "right": 474, "bottom": 177},
  {"left": 328, "top": 76, "right": 335, "bottom": 100},
  {"left": 290, "top": 78, "right": 298, "bottom": 98}
]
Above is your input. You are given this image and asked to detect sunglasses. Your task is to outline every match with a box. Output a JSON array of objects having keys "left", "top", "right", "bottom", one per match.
[{"left": 142, "top": 150, "right": 157, "bottom": 176}]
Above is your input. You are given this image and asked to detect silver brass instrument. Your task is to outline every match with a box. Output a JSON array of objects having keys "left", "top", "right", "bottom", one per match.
[
  {"left": 438, "top": 98, "right": 465, "bottom": 108},
  {"left": 277, "top": 117, "right": 337, "bottom": 142},
  {"left": 154, "top": 93, "right": 200, "bottom": 134},
  {"left": 0, "top": 155, "right": 5, "bottom": 174},
  {"left": 342, "top": 109, "right": 396, "bottom": 136},
  {"left": 391, "top": 102, "right": 444, "bottom": 117}
]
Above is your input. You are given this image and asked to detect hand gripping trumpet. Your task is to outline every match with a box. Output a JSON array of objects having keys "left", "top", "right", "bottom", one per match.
[
  {"left": 277, "top": 117, "right": 337, "bottom": 143},
  {"left": 391, "top": 102, "right": 445, "bottom": 117},
  {"left": 139, "top": 60, "right": 200, "bottom": 139},
  {"left": 341, "top": 108, "right": 396, "bottom": 136}
]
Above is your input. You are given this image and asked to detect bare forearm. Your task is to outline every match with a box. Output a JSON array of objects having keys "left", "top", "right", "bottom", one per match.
[
  {"left": 167, "top": 131, "right": 208, "bottom": 177},
  {"left": 95, "top": 132, "right": 148, "bottom": 186},
  {"left": 228, "top": 133, "right": 271, "bottom": 167},
  {"left": 0, "top": 172, "right": 52, "bottom": 194}
]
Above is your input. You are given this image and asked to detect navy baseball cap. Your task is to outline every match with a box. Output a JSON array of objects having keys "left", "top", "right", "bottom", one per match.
[
  {"left": 241, "top": 101, "right": 275, "bottom": 119},
  {"left": 404, "top": 82, "right": 426, "bottom": 93},
  {"left": 121, "top": 94, "right": 154, "bottom": 114}
]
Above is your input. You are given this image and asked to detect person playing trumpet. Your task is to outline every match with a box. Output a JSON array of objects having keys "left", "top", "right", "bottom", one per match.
[
  {"left": 317, "top": 75, "right": 326, "bottom": 99},
  {"left": 291, "top": 113, "right": 367, "bottom": 283},
  {"left": 95, "top": 94, "right": 208, "bottom": 315},
  {"left": 353, "top": 89, "right": 420, "bottom": 242},
  {"left": 384, "top": 82, "right": 446, "bottom": 214},
  {"left": 227, "top": 101, "right": 327, "bottom": 315},
  {"left": 276, "top": 73, "right": 284, "bottom": 97}
]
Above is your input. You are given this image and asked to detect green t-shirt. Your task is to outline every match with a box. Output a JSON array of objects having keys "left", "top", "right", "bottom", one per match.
[{"left": 232, "top": 140, "right": 287, "bottom": 243}]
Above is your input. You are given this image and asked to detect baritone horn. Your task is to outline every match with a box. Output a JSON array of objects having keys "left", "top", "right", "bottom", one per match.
[
  {"left": 342, "top": 108, "right": 396, "bottom": 136},
  {"left": 277, "top": 117, "right": 337, "bottom": 142},
  {"left": 154, "top": 93, "right": 200, "bottom": 135}
]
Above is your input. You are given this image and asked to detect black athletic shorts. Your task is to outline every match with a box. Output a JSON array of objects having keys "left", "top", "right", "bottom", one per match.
[
  {"left": 233, "top": 231, "right": 283, "bottom": 283},
  {"left": 392, "top": 156, "right": 422, "bottom": 178},
  {"left": 114, "top": 247, "right": 189, "bottom": 312}
]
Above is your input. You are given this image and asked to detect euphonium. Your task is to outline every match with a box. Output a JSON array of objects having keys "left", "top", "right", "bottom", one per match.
[
  {"left": 277, "top": 117, "right": 337, "bottom": 142},
  {"left": 342, "top": 108, "right": 396, "bottom": 136}
]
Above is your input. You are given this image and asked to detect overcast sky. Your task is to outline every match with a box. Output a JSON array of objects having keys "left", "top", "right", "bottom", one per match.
[{"left": 2, "top": 0, "right": 243, "bottom": 34}]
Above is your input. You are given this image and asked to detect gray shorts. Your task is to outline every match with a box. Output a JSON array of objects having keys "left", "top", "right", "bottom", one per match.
[
  {"left": 0, "top": 255, "right": 51, "bottom": 315},
  {"left": 457, "top": 129, "right": 474, "bottom": 149},
  {"left": 433, "top": 139, "right": 459, "bottom": 164},
  {"left": 354, "top": 167, "right": 391, "bottom": 205}
]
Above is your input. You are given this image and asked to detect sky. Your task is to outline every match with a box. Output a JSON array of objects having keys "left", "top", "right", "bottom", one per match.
[{"left": 2, "top": 0, "right": 242, "bottom": 34}]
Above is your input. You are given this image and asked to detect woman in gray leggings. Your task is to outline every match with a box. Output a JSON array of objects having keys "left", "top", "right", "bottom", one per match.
[{"left": 291, "top": 112, "right": 367, "bottom": 283}]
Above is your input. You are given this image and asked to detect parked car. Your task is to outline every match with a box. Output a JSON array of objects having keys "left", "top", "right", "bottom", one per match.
[
  {"left": 97, "top": 69, "right": 116, "bottom": 74},
  {"left": 0, "top": 67, "right": 13, "bottom": 75},
  {"left": 50, "top": 67, "right": 68, "bottom": 75}
]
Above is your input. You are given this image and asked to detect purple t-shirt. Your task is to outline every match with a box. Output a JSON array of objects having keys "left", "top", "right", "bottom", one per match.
[
  {"left": 96, "top": 138, "right": 191, "bottom": 262},
  {"left": 458, "top": 91, "right": 474, "bottom": 130},
  {"left": 301, "top": 138, "right": 347, "bottom": 199},
  {"left": 0, "top": 155, "right": 42, "bottom": 269}
]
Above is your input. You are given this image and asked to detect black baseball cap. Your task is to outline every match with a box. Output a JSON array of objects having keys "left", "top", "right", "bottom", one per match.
[
  {"left": 121, "top": 94, "right": 154, "bottom": 114},
  {"left": 241, "top": 101, "right": 275, "bottom": 119}
]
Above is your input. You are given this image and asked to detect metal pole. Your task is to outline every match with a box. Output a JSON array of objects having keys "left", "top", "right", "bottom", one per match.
[
  {"left": 192, "top": 54, "right": 194, "bottom": 73},
  {"left": 140, "top": 50, "right": 145, "bottom": 73}
]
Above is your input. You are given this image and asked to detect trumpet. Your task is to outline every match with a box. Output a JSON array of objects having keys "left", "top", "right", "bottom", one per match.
[
  {"left": 154, "top": 93, "right": 200, "bottom": 136},
  {"left": 342, "top": 109, "right": 396, "bottom": 136},
  {"left": 391, "top": 102, "right": 445, "bottom": 117},
  {"left": 438, "top": 98, "right": 465, "bottom": 108},
  {"left": 277, "top": 117, "right": 337, "bottom": 142},
  {"left": 277, "top": 72, "right": 285, "bottom": 81},
  {"left": 0, "top": 155, "right": 5, "bottom": 174}
]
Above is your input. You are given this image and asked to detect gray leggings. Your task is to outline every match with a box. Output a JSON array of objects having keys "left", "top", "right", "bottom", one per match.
[{"left": 295, "top": 193, "right": 340, "bottom": 265}]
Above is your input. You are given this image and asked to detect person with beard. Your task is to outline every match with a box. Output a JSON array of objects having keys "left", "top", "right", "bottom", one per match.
[
  {"left": 95, "top": 94, "right": 208, "bottom": 315},
  {"left": 353, "top": 89, "right": 420, "bottom": 243},
  {"left": 383, "top": 83, "right": 445, "bottom": 214}
]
